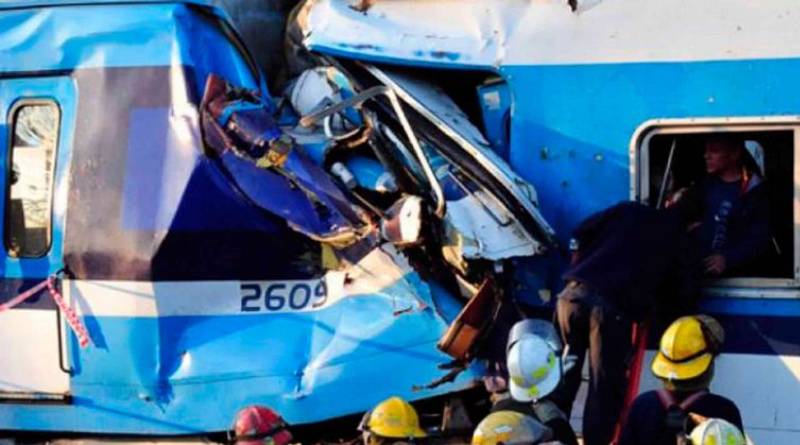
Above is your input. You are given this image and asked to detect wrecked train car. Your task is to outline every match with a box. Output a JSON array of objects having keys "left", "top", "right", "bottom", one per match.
[
  {"left": 294, "top": 1, "right": 800, "bottom": 443},
  {"left": 0, "top": 0, "right": 555, "bottom": 436}
]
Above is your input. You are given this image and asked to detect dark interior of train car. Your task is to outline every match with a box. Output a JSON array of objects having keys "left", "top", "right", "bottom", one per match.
[{"left": 646, "top": 130, "right": 794, "bottom": 279}]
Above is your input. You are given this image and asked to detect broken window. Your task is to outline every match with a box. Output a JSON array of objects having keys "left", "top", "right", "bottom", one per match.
[
  {"left": 5, "top": 101, "right": 59, "bottom": 258},
  {"left": 636, "top": 123, "right": 796, "bottom": 288}
]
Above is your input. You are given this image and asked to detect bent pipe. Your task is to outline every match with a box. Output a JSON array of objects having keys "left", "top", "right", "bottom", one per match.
[{"left": 299, "top": 85, "right": 446, "bottom": 218}]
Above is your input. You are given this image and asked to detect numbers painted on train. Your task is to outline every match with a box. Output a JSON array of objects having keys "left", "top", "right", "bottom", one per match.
[{"left": 240, "top": 280, "right": 328, "bottom": 312}]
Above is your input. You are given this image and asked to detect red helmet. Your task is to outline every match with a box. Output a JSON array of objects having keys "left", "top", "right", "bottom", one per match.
[{"left": 230, "top": 405, "right": 293, "bottom": 445}]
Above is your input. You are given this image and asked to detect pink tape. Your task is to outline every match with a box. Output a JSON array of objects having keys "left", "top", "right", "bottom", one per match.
[
  {"left": 0, "top": 275, "right": 91, "bottom": 349},
  {"left": 47, "top": 277, "right": 91, "bottom": 349},
  {"left": 0, "top": 279, "right": 50, "bottom": 312}
]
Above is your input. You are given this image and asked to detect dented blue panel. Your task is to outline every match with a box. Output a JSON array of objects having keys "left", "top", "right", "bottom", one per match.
[
  {"left": 0, "top": 1, "right": 482, "bottom": 435},
  {"left": 0, "top": 2, "right": 261, "bottom": 95}
]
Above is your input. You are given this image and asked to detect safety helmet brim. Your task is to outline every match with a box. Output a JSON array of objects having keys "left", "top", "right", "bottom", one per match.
[
  {"left": 471, "top": 410, "right": 552, "bottom": 445},
  {"left": 359, "top": 397, "right": 428, "bottom": 439},
  {"left": 651, "top": 350, "right": 713, "bottom": 381},
  {"left": 508, "top": 370, "right": 560, "bottom": 402},
  {"left": 508, "top": 360, "right": 561, "bottom": 403},
  {"left": 507, "top": 319, "right": 562, "bottom": 353}
]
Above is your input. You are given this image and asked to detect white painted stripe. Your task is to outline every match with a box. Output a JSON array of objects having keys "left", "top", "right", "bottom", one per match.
[
  {"left": 307, "top": 0, "right": 800, "bottom": 66},
  {"left": 64, "top": 245, "right": 425, "bottom": 317},
  {"left": 0, "top": 309, "right": 69, "bottom": 394}
]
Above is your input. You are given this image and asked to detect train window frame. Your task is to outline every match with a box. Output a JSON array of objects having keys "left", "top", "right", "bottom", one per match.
[
  {"left": 631, "top": 117, "right": 800, "bottom": 297},
  {"left": 4, "top": 99, "right": 61, "bottom": 258}
]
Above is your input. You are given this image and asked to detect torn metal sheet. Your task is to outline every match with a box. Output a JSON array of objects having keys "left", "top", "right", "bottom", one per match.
[
  {"left": 441, "top": 180, "right": 538, "bottom": 261},
  {"left": 364, "top": 65, "right": 555, "bottom": 250},
  {"left": 200, "top": 74, "right": 374, "bottom": 247}
]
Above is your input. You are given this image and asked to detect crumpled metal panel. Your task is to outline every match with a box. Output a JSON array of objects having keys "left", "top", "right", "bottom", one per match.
[
  {"left": 199, "top": 74, "right": 372, "bottom": 245},
  {"left": 368, "top": 67, "right": 554, "bottom": 243},
  {"left": 302, "top": 0, "right": 800, "bottom": 68}
]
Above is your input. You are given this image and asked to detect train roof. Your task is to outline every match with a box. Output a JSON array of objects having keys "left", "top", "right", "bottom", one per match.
[
  {"left": 0, "top": 0, "right": 213, "bottom": 9},
  {"left": 301, "top": 0, "right": 800, "bottom": 68}
]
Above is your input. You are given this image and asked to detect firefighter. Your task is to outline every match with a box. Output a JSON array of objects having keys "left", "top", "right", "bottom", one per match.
[
  {"left": 688, "top": 417, "right": 746, "bottom": 445},
  {"left": 550, "top": 200, "right": 699, "bottom": 445},
  {"left": 618, "top": 315, "right": 744, "bottom": 445},
  {"left": 359, "top": 396, "right": 427, "bottom": 445},
  {"left": 229, "top": 405, "right": 293, "bottom": 445},
  {"left": 492, "top": 319, "right": 578, "bottom": 445},
  {"left": 471, "top": 410, "right": 554, "bottom": 445}
]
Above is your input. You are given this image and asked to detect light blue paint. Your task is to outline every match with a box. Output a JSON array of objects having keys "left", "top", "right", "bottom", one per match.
[
  {"left": 0, "top": 1, "right": 213, "bottom": 9},
  {"left": 0, "top": 2, "right": 263, "bottom": 95},
  {"left": 502, "top": 58, "right": 800, "bottom": 246},
  {"left": 344, "top": 155, "right": 392, "bottom": 191},
  {"left": 477, "top": 80, "right": 511, "bottom": 159},
  {"left": 12, "top": 272, "right": 480, "bottom": 433},
  {"left": 0, "top": 338, "right": 478, "bottom": 434}
]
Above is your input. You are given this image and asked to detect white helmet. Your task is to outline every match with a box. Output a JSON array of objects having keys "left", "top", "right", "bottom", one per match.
[
  {"left": 744, "top": 140, "right": 765, "bottom": 177},
  {"left": 288, "top": 67, "right": 363, "bottom": 140},
  {"left": 689, "top": 418, "right": 745, "bottom": 445},
  {"left": 506, "top": 321, "right": 562, "bottom": 402},
  {"left": 508, "top": 319, "right": 562, "bottom": 353}
]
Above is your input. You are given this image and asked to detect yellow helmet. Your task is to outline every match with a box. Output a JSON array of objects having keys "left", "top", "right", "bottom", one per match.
[
  {"left": 471, "top": 411, "right": 552, "bottom": 445},
  {"left": 652, "top": 316, "right": 715, "bottom": 381},
  {"left": 360, "top": 397, "right": 426, "bottom": 443},
  {"left": 689, "top": 418, "right": 745, "bottom": 445}
]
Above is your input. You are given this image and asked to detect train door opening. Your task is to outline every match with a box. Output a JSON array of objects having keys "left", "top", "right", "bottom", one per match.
[{"left": 636, "top": 122, "right": 797, "bottom": 288}]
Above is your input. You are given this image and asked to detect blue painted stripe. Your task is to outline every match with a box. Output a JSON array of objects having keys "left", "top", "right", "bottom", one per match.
[
  {"left": 307, "top": 43, "right": 500, "bottom": 72},
  {"left": 721, "top": 314, "right": 800, "bottom": 357},
  {"left": 700, "top": 297, "right": 800, "bottom": 317},
  {"left": 640, "top": 298, "right": 800, "bottom": 357}
]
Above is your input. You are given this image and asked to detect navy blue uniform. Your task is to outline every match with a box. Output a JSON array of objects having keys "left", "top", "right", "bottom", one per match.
[
  {"left": 563, "top": 201, "right": 697, "bottom": 322},
  {"left": 692, "top": 175, "right": 770, "bottom": 275},
  {"left": 619, "top": 390, "right": 744, "bottom": 445},
  {"left": 552, "top": 202, "right": 698, "bottom": 445}
]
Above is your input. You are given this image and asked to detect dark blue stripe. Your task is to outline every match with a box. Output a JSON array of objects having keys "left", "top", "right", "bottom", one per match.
[
  {"left": 648, "top": 309, "right": 800, "bottom": 357},
  {"left": 701, "top": 296, "right": 800, "bottom": 317},
  {"left": 0, "top": 278, "right": 56, "bottom": 310}
]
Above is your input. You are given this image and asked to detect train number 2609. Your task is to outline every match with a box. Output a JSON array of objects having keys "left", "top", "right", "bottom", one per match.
[{"left": 240, "top": 280, "right": 328, "bottom": 312}]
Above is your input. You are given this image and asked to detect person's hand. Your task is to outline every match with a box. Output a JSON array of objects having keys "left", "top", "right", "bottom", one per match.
[{"left": 704, "top": 254, "right": 727, "bottom": 275}]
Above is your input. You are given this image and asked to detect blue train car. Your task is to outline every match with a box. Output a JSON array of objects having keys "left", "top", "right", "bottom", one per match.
[
  {"left": 296, "top": 1, "right": 800, "bottom": 443},
  {"left": 0, "top": 0, "right": 559, "bottom": 437}
]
